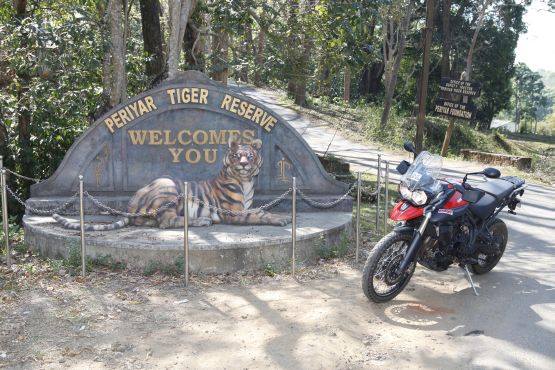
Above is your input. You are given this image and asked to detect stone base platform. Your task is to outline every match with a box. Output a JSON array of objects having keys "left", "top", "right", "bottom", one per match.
[{"left": 23, "top": 212, "right": 352, "bottom": 273}]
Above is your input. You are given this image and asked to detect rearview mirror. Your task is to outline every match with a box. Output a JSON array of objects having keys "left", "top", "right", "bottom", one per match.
[
  {"left": 396, "top": 160, "right": 410, "bottom": 175},
  {"left": 403, "top": 141, "right": 416, "bottom": 154},
  {"left": 483, "top": 167, "right": 501, "bottom": 179}
]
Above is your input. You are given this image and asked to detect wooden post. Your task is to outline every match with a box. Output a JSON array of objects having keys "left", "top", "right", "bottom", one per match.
[
  {"left": 375, "top": 155, "right": 381, "bottom": 233},
  {"left": 1, "top": 169, "right": 10, "bottom": 268},
  {"left": 291, "top": 177, "right": 297, "bottom": 277},
  {"left": 441, "top": 119, "right": 455, "bottom": 156},
  {"left": 343, "top": 65, "right": 351, "bottom": 103},
  {"left": 183, "top": 181, "right": 189, "bottom": 286},
  {"left": 78, "top": 175, "right": 86, "bottom": 277},
  {"left": 355, "top": 171, "right": 361, "bottom": 263}
]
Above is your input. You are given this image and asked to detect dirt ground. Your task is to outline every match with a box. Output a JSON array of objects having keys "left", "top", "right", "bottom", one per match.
[{"left": 2, "top": 240, "right": 553, "bottom": 370}]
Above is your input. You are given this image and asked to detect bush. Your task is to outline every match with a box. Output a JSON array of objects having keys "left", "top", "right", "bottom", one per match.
[
  {"left": 316, "top": 232, "right": 350, "bottom": 260},
  {"left": 63, "top": 243, "right": 93, "bottom": 274}
]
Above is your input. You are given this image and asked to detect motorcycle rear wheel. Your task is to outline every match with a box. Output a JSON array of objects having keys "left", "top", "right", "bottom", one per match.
[
  {"left": 471, "top": 218, "right": 508, "bottom": 275},
  {"left": 362, "top": 229, "right": 416, "bottom": 303}
]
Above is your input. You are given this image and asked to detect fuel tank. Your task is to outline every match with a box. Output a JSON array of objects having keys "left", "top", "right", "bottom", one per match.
[{"left": 430, "top": 190, "right": 469, "bottom": 223}]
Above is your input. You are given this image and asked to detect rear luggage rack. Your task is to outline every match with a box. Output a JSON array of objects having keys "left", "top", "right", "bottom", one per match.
[{"left": 501, "top": 176, "right": 525, "bottom": 189}]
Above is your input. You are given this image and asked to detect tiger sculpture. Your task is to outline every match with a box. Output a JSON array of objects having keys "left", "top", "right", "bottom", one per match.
[{"left": 52, "top": 136, "right": 291, "bottom": 231}]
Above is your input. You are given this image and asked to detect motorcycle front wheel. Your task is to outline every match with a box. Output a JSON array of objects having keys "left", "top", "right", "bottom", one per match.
[{"left": 362, "top": 229, "right": 416, "bottom": 303}]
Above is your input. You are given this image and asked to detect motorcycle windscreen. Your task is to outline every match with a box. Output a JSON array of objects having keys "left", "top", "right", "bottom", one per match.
[{"left": 400, "top": 151, "right": 443, "bottom": 194}]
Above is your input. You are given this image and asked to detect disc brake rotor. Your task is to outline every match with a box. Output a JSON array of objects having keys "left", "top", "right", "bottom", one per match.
[{"left": 383, "top": 254, "right": 405, "bottom": 285}]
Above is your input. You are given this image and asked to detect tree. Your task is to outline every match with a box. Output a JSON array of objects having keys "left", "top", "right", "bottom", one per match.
[
  {"left": 415, "top": 0, "right": 434, "bottom": 154},
  {"left": 513, "top": 63, "right": 551, "bottom": 132},
  {"left": 108, "top": 0, "right": 127, "bottom": 106},
  {"left": 139, "top": 0, "right": 164, "bottom": 80},
  {"left": 168, "top": 0, "right": 196, "bottom": 80},
  {"left": 380, "top": 0, "right": 415, "bottom": 127}
]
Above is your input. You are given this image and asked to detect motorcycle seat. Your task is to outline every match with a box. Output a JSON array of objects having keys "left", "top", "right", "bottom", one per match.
[
  {"left": 468, "top": 179, "right": 516, "bottom": 219},
  {"left": 472, "top": 178, "right": 515, "bottom": 199}
]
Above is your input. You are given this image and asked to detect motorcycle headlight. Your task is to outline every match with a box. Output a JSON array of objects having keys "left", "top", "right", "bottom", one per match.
[
  {"left": 398, "top": 184, "right": 428, "bottom": 206},
  {"left": 399, "top": 184, "right": 412, "bottom": 200},
  {"left": 411, "top": 190, "right": 428, "bottom": 205}
]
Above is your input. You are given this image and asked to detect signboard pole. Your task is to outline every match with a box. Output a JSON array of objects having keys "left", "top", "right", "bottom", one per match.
[{"left": 441, "top": 118, "right": 455, "bottom": 156}]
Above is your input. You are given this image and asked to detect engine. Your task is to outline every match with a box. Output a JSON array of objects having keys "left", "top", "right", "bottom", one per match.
[{"left": 417, "top": 218, "right": 474, "bottom": 271}]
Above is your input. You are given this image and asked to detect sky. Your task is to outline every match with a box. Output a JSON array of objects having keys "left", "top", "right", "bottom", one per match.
[{"left": 515, "top": 1, "right": 555, "bottom": 72}]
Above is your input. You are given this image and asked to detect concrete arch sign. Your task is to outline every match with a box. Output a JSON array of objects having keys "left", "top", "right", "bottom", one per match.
[{"left": 30, "top": 71, "right": 347, "bottom": 205}]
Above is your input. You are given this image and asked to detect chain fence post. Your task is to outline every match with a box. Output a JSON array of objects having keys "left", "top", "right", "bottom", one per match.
[
  {"left": 1, "top": 169, "right": 10, "bottom": 268},
  {"left": 384, "top": 161, "right": 390, "bottom": 235},
  {"left": 375, "top": 155, "right": 381, "bottom": 234},
  {"left": 291, "top": 177, "right": 297, "bottom": 278},
  {"left": 183, "top": 181, "right": 190, "bottom": 287},
  {"left": 78, "top": 175, "right": 86, "bottom": 277},
  {"left": 355, "top": 171, "right": 361, "bottom": 263}
]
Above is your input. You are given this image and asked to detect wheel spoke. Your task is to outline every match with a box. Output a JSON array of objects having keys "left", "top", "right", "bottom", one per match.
[{"left": 372, "top": 240, "right": 410, "bottom": 296}]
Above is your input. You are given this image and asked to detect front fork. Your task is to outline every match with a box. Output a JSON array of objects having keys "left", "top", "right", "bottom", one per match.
[{"left": 396, "top": 212, "right": 432, "bottom": 273}]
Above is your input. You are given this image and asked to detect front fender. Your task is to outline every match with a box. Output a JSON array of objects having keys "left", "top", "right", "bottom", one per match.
[{"left": 392, "top": 225, "right": 417, "bottom": 234}]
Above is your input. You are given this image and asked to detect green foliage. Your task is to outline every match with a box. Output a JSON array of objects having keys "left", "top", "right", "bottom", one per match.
[
  {"left": 93, "top": 254, "right": 126, "bottom": 271},
  {"left": 511, "top": 63, "right": 553, "bottom": 133},
  {"left": 264, "top": 263, "right": 277, "bottom": 277},
  {"left": 316, "top": 232, "right": 350, "bottom": 260},
  {"left": 0, "top": 0, "right": 537, "bottom": 223},
  {"left": 143, "top": 257, "right": 183, "bottom": 276},
  {"left": 0, "top": 216, "right": 26, "bottom": 254},
  {"left": 63, "top": 243, "right": 93, "bottom": 274}
]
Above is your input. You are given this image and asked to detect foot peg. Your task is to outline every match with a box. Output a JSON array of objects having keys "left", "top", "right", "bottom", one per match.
[{"left": 462, "top": 265, "right": 479, "bottom": 296}]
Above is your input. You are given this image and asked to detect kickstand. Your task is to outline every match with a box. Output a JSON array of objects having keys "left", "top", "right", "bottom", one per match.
[{"left": 462, "top": 265, "right": 479, "bottom": 296}]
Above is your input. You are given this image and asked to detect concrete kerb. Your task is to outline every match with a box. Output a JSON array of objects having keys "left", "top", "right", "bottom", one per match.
[{"left": 4, "top": 166, "right": 388, "bottom": 274}]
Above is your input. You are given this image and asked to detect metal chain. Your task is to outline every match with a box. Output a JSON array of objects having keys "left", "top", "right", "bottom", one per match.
[
  {"left": 84, "top": 191, "right": 182, "bottom": 217},
  {"left": 297, "top": 182, "right": 358, "bottom": 208},
  {"left": 3, "top": 185, "right": 79, "bottom": 215},
  {"left": 3, "top": 168, "right": 42, "bottom": 183},
  {"left": 83, "top": 188, "right": 292, "bottom": 218},
  {"left": 190, "top": 188, "right": 292, "bottom": 216}
]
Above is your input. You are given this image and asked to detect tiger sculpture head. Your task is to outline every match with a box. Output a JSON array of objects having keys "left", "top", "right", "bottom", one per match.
[{"left": 223, "top": 136, "right": 263, "bottom": 181}]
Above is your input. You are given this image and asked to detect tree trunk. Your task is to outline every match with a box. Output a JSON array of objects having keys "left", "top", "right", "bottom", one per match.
[
  {"left": 253, "top": 27, "right": 265, "bottom": 86},
  {"left": 139, "top": 0, "right": 164, "bottom": 78},
  {"left": 440, "top": 0, "right": 452, "bottom": 78},
  {"left": 108, "top": 0, "right": 126, "bottom": 106},
  {"left": 343, "top": 65, "right": 351, "bottom": 103},
  {"left": 359, "top": 62, "right": 384, "bottom": 98},
  {"left": 293, "top": 0, "right": 315, "bottom": 107},
  {"left": 465, "top": 0, "right": 492, "bottom": 80},
  {"left": 415, "top": 0, "right": 435, "bottom": 153},
  {"left": 210, "top": 31, "right": 229, "bottom": 84},
  {"left": 286, "top": 0, "right": 300, "bottom": 97},
  {"left": 380, "top": 0, "right": 414, "bottom": 127},
  {"left": 167, "top": 0, "right": 195, "bottom": 80},
  {"left": 13, "top": 0, "right": 33, "bottom": 196},
  {"left": 240, "top": 22, "right": 254, "bottom": 83}
]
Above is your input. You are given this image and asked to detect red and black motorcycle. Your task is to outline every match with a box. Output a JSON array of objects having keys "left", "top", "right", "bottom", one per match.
[{"left": 362, "top": 142, "right": 526, "bottom": 303}]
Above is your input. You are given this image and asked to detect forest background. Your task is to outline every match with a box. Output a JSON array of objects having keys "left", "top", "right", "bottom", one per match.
[{"left": 1, "top": 0, "right": 554, "bottom": 214}]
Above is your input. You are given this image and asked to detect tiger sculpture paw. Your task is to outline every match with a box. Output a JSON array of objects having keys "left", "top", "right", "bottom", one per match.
[{"left": 267, "top": 214, "right": 292, "bottom": 226}]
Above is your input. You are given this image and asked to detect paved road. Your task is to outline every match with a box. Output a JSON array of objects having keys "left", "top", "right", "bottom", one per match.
[{"left": 236, "top": 84, "right": 555, "bottom": 369}]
